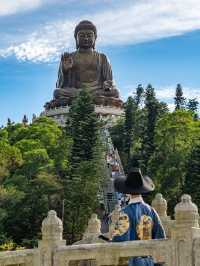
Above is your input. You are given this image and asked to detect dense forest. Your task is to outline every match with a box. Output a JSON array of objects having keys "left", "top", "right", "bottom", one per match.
[
  {"left": 0, "top": 84, "right": 199, "bottom": 250},
  {"left": 110, "top": 84, "right": 200, "bottom": 213},
  {"left": 0, "top": 90, "right": 105, "bottom": 249}
]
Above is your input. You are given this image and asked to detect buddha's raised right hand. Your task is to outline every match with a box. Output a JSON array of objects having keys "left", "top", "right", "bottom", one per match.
[{"left": 61, "top": 52, "right": 73, "bottom": 72}]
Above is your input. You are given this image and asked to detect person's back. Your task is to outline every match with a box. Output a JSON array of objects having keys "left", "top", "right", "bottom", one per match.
[
  {"left": 112, "top": 196, "right": 165, "bottom": 265},
  {"left": 110, "top": 168, "right": 166, "bottom": 266}
]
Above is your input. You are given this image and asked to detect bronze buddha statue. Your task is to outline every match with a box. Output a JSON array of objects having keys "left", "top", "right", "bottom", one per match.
[{"left": 45, "top": 20, "right": 123, "bottom": 109}]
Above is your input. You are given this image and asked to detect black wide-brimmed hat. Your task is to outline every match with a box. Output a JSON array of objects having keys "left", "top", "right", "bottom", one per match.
[{"left": 114, "top": 168, "right": 155, "bottom": 194}]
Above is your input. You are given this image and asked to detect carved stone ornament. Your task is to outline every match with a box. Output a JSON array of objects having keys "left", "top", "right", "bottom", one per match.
[
  {"left": 175, "top": 194, "right": 199, "bottom": 227},
  {"left": 42, "top": 210, "right": 63, "bottom": 241},
  {"left": 152, "top": 193, "right": 167, "bottom": 218}
]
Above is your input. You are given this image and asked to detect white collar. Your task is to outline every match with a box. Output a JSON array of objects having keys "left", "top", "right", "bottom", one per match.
[{"left": 128, "top": 195, "right": 144, "bottom": 204}]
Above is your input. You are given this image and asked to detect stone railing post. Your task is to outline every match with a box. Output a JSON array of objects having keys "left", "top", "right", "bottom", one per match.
[
  {"left": 74, "top": 214, "right": 105, "bottom": 266},
  {"left": 83, "top": 213, "right": 101, "bottom": 239},
  {"left": 171, "top": 194, "right": 200, "bottom": 266},
  {"left": 74, "top": 213, "right": 105, "bottom": 245},
  {"left": 152, "top": 193, "right": 168, "bottom": 218},
  {"left": 151, "top": 193, "right": 173, "bottom": 238},
  {"left": 108, "top": 204, "right": 120, "bottom": 240},
  {"left": 36, "top": 210, "right": 66, "bottom": 266}
]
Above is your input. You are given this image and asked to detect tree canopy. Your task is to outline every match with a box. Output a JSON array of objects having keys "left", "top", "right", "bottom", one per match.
[
  {"left": 0, "top": 90, "right": 105, "bottom": 247},
  {"left": 0, "top": 84, "right": 199, "bottom": 248},
  {"left": 110, "top": 84, "right": 199, "bottom": 213},
  {"left": 0, "top": 117, "right": 72, "bottom": 247}
]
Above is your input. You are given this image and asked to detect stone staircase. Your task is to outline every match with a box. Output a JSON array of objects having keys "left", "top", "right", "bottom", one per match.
[{"left": 100, "top": 127, "right": 125, "bottom": 214}]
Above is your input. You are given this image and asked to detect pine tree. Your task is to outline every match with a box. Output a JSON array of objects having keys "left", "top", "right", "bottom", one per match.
[
  {"left": 64, "top": 89, "right": 103, "bottom": 242},
  {"left": 32, "top": 114, "right": 37, "bottom": 123},
  {"left": 174, "top": 84, "right": 185, "bottom": 110},
  {"left": 141, "top": 85, "right": 158, "bottom": 170},
  {"left": 68, "top": 89, "right": 99, "bottom": 164},
  {"left": 134, "top": 84, "right": 144, "bottom": 106},
  {"left": 141, "top": 84, "right": 168, "bottom": 172},
  {"left": 7, "top": 118, "right": 12, "bottom": 127},
  {"left": 22, "top": 115, "right": 28, "bottom": 125},
  {"left": 187, "top": 98, "right": 199, "bottom": 112},
  {"left": 123, "top": 96, "right": 137, "bottom": 163},
  {"left": 183, "top": 142, "right": 200, "bottom": 208}
]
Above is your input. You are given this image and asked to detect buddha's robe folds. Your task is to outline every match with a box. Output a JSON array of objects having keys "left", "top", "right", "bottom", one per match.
[{"left": 54, "top": 50, "right": 119, "bottom": 99}]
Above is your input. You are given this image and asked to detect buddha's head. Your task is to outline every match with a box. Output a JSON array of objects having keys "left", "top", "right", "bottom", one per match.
[{"left": 74, "top": 20, "right": 97, "bottom": 50}]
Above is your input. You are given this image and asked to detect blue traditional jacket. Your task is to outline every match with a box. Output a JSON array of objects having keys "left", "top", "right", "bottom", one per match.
[{"left": 112, "top": 196, "right": 166, "bottom": 266}]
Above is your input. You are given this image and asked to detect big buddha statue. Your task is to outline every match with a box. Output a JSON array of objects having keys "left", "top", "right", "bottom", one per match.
[{"left": 45, "top": 20, "right": 123, "bottom": 110}]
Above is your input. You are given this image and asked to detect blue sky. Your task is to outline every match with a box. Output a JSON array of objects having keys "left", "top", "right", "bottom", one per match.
[{"left": 0, "top": 0, "right": 200, "bottom": 125}]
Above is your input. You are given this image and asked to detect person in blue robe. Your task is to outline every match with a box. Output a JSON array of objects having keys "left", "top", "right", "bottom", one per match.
[{"left": 111, "top": 168, "right": 166, "bottom": 266}]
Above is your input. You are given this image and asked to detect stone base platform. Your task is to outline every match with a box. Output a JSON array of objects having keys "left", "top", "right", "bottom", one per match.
[{"left": 41, "top": 105, "right": 124, "bottom": 127}]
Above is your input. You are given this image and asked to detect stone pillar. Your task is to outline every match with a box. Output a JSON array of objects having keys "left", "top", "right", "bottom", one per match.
[
  {"left": 36, "top": 210, "right": 66, "bottom": 266},
  {"left": 171, "top": 194, "right": 200, "bottom": 266},
  {"left": 174, "top": 194, "right": 199, "bottom": 229},
  {"left": 83, "top": 214, "right": 101, "bottom": 238},
  {"left": 151, "top": 193, "right": 173, "bottom": 238},
  {"left": 74, "top": 214, "right": 105, "bottom": 266},
  {"left": 74, "top": 213, "right": 105, "bottom": 244},
  {"left": 152, "top": 193, "right": 168, "bottom": 218},
  {"left": 108, "top": 204, "right": 121, "bottom": 240}
]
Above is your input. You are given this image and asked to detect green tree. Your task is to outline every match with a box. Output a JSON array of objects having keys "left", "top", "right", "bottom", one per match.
[
  {"left": 123, "top": 96, "right": 137, "bottom": 164},
  {"left": 109, "top": 118, "right": 124, "bottom": 155},
  {"left": 64, "top": 159, "right": 103, "bottom": 243},
  {"left": 22, "top": 115, "right": 28, "bottom": 125},
  {"left": 7, "top": 118, "right": 12, "bottom": 127},
  {"left": 69, "top": 89, "right": 99, "bottom": 164},
  {"left": 183, "top": 141, "right": 200, "bottom": 207},
  {"left": 64, "top": 89, "right": 104, "bottom": 243},
  {"left": 0, "top": 185, "right": 25, "bottom": 244},
  {"left": 0, "top": 117, "right": 72, "bottom": 245},
  {"left": 134, "top": 84, "right": 144, "bottom": 106},
  {"left": 174, "top": 84, "right": 185, "bottom": 110},
  {"left": 187, "top": 98, "right": 199, "bottom": 112},
  {"left": 187, "top": 98, "right": 199, "bottom": 120},
  {"left": 0, "top": 141, "right": 23, "bottom": 181},
  {"left": 148, "top": 110, "right": 200, "bottom": 214},
  {"left": 141, "top": 85, "right": 168, "bottom": 171},
  {"left": 110, "top": 84, "right": 167, "bottom": 173}
]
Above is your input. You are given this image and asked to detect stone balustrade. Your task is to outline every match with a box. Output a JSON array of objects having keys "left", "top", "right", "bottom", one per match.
[
  {"left": 1, "top": 194, "right": 200, "bottom": 266},
  {"left": 41, "top": 105, "right": 124, "bottom": 117},
  {"left": 54, "top": 239, "right": 174, "bottom": 266},
  {"left": 40, "top": 105, "right": 124, "bottom": 127},
  {"left": 0, "top": 249, "right": 36, "bottom": 266}
]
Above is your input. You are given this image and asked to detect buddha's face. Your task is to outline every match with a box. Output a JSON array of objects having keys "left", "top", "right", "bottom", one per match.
[{"left": 77, "top": 30, "right": 96, "bottom": 49}]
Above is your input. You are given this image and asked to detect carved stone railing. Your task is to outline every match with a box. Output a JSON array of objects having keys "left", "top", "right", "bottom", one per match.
[
  {"left": 1, "top": 194, "right": 200, "bottom": 266},
  {"left": 54, "top": 239, "right": 174, "bottom": 266},
  {"left": 0, "top": 249, "right": 36, "bottom": 266}
]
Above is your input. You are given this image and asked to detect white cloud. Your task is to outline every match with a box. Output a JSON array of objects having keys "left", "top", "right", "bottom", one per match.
[
  {"left": 1, "top": 0, "right": 200, "bottom": 62},
  {"left": 156, "top": 85, "right": 200, "bottom": 102},
  {"left": 0, "top": 0, "right": 43, "bottom": 16},
  {"left": 124, "top": 84, "right": 200, "bottom": 111},
  {"left": 0, "top": 21, "right": 75, "bottom": 62},
  {"left": 95, "top": 0, "right": 200, "bottom": 45},
  {"left": 156, "top": 85, "right": 200, "bottom": 111},
  {"left": 167, "top": 103, "right": 175, "bottom": 112}
]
